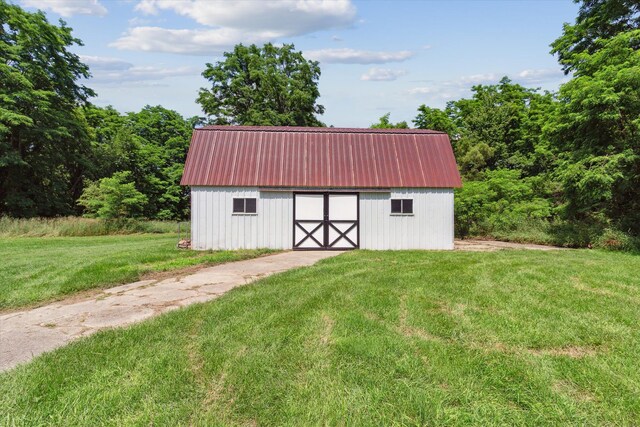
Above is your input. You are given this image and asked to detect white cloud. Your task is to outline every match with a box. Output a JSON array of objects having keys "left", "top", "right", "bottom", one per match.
[
  {"left": 80, "top": 55, "right": 132, "bottom": 71},
  {"left": 516, "top": 68, "right": 564, "bottom": 84},
  {"left": 407, "top": 87, "right": 435, "bottom": 95},
  {"left": 306, "top": 48, "right": 414, "bottom": 64},
  {"left": 135, "top": 0, "right": 356, "bottom": 35},
  {"left": 407, "top": 68, "right": 566, "bottom": 104},
  {"left": 127, "top": 16, "right": 156, "bottom": 27},
  {"left": 110, "top": 26, "right": 276, "bottom": 55},
  {"left": 118, "top": 65, "right": 197, "bottom": 81},
  {"left": 21, "top": 0, "right": 107, "bottom": 17},
  {"left": 114, "top": 0, "right": 357, "bottom": 54},
  {"left": 458, "top": 73, "right": 500, "bottom": 85},
  {"left": 407, "top": 73, "right": 500, "bottom": 101},
  {"left": 80, "top": 55, "right": 197, "bottom": 83},
  {"left": 361, "top": 68, "right": 407, "bottom": 81}
]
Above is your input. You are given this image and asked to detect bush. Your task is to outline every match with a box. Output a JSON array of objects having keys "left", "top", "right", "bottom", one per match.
[
  {"left": 78, "top": 172, "right": 148, "bottom": 220},
  {"left": 455, "top": 169, "right": 552, "bottom": 238},
  {"left": 593, "top": 228, "right": 639, "bottom": 251}
]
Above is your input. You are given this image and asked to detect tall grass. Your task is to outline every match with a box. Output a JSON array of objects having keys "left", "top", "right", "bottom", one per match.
[
  {"left": 475, "top": 219, "right": 640, "bottom": 251},
  {"left": 0, "top": 217, "right": 188, "bottom": 237}
]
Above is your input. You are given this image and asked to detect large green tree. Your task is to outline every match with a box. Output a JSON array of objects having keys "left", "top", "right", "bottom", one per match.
[
  {"left": 551, "top": 0, "right": 640, "bottom": 73},
  {"left": 0, "top": 1, "right": 94, "bottom": 216},
  {"left": 415, "top": 78, "right": 556, "bottom": 179},
  {"left": 83, "top": 105, "right": 194, "bottom": 220},
  {"left": 549, "top": 28, "right": 640, "bottom": 232},
  {"left": 197, "top": 43, "right": 325, "bottom": 126}
]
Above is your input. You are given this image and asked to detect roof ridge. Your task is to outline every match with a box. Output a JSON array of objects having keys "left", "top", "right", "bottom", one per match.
[{"left": 198, "top": 125, "right": 445, "bottom": 135}]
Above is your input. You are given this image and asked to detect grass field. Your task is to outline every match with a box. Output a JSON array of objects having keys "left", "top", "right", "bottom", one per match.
[
  {"left": 1, "top": 249, "right": 639, "bottom": 425},
  {"left": 0, "top": 235, "right": 271, "bottom": 310}
]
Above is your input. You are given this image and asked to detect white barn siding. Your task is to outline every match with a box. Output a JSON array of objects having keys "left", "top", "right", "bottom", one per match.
[
  {"left": 190, "top": 187, "right": 292, "bottom": 250},
  {"left": 191, "top": 187, "right": 454, "bottom": 250},
  {"left": 359, "top": 189, "right": 454, "bottom": 250}
]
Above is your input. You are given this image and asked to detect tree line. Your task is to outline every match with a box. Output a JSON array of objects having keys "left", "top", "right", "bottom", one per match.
[
  {"left": 372, "top": 0, "right": 640, "bottom": 247},
  {"left": 0, "top": 2, "right": 327, "bottom": 221},
  {"left": 1, "top": 0, "right": 638, "bottom": 248}
]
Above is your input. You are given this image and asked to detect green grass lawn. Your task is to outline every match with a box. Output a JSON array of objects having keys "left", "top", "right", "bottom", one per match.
[
  {"left": 0, "top": 234, "right": 272, "bottom": 310},
  {"left": 1, "top": 249, "right": 639, "bottom": 425}
]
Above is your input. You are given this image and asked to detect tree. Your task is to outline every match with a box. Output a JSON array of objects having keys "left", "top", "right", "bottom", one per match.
[
  {"left": 413, "top": 105, "right": 458, "bottom": 136},
  {"left": 78, "top": 172, "right": 147, "bottom": 220},
  {"left": 370, "top": 113, "right": 408, "bottom": 129},
  {"left": 549, "top": 29, "right": 640, "bottom": 232},
  {"left": 551, "top": 0, "right": 640, "bottom": 73},
  {"left": 414, "top": 78, "right": 556, "bottom": 179},
  {"left": 83, "top": 105, "right": 194, "bottom": 220},
  {"left": 0, "top": 2, "right": 94, "bottom": 217},
  {"left": 197, "top": 43, "right": 324, "bottom": 126}
]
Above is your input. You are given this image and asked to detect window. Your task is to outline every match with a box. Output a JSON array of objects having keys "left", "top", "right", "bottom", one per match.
[
  {"left": 391, "top": 199, "right": 413, "bottom": 214},
  {"left": 233, "top": 198, "right": 257, "bottom": 214}
]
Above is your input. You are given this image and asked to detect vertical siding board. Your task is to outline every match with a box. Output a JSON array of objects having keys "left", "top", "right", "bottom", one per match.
[{"left": 191, "top": 189, "right": 197, "bottom": 249}]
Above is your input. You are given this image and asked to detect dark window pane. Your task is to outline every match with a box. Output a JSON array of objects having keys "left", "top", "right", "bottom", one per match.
[
  {"left": 233, "top": 198, "right": 244, "bottom": 213},
  {"left": 391, "top": 199, "right": 402, "bottom": 213},
  {"left": 245, "top": 198, "right": 257, "bottom": 213},
  {"left": 403, "top": 199, "right": 413, "bottom": 214}
]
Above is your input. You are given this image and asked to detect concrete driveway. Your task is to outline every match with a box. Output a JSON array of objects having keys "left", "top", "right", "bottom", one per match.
[{"left": 0, "top": 251, "right": 341, "bottom": 372}]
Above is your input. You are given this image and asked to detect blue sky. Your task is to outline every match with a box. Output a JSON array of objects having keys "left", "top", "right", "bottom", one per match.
[{"left": 18, "top": 0, "right": 579, "bottom": 127}]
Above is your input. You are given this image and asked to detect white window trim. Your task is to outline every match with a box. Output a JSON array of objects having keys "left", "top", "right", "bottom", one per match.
[{"left": 232, "top": 197, "right": 258, "bottom": 215}]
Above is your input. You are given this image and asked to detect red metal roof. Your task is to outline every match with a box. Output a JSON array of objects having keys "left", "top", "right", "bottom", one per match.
[{"left": 181, "top": 126, "right": 462, "bottom": 188}]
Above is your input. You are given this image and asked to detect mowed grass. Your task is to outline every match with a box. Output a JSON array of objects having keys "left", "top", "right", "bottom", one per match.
[
  {"left": 0, "top": 235, "right": 272, "bottom": 310},
  {"left": 2, "top": 250, "right": 639, "bottom": 425}
]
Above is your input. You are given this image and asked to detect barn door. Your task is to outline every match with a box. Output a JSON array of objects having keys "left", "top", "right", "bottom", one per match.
[
  {"left": 293, "top": 194, "right": 325, "bottom": 249},
  {"left": 293, "top": 193, "right": 359, "bottom": 250},
  {"left": 327, "top": 194, "right": 358, "bottom": 249}
]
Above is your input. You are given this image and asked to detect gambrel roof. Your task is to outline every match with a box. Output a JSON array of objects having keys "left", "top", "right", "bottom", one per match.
[{"left": 181, "top": 126, "right": 462, "bottom": 188}]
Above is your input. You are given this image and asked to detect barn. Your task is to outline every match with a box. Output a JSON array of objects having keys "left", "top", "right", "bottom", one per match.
[{"left": 180, "top": 126, "right": 461, "bottom": 250}]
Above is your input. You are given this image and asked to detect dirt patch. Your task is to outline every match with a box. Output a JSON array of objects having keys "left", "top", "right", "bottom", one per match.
[
  {"left": 455, "top": 239, "right": 568, "bottom": 252},
  {"left": 571, "top": 276, "right": 617, "bottom": 298},
  {"left": 186, "top": 316, "right": 206, "bottom": 386},
  {"left": 527, "top": 346, "right": 599, "bottom": 358},
  {"left": 185, "top": 316, "right": 231, "bottom": 416},
  {"left": 397, "top": 295, "right": 444, "bottom": 343},
  {"left": 141, "top": 263, "right": 215, "bottom": 282},
  {"left": 203, "top": 372, "right": 228, "bottom": 407},
  {"left": 320, "top": 314, "right": 335, "bottom": 345},
  {"left": 553, "top": 380, "right": 596, "bottom": 402},
  {"left": 468, "top": 340, "right": 600, "bottom": 359},
  {"left": 142, "top": 300, "right": 183, "bottom": 315},
  {"left": 571, "top": 276, "right": 640, "bottom": 304},
  {"left": 439, "top": 302, "right": 467, "bottom": 317}
]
